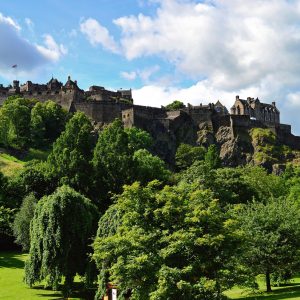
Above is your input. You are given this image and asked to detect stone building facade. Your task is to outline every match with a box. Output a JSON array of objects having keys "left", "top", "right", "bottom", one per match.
[{"left": 230, "top": 96, "right": 280, "bottom": 124}]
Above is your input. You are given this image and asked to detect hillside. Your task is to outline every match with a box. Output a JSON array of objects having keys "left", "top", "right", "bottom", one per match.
[{"left": 0, "top": 148, "right": 49, "bottom": 177}]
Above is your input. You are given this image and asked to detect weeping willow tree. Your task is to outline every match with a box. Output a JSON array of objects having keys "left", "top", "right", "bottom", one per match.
[{"left": 25, "top": 185, "right": 98, "bottom": 296}]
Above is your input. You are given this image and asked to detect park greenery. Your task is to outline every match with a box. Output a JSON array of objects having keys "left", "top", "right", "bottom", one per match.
[{"left": 1, "top": 97, "right": 300, "bottom": 299}]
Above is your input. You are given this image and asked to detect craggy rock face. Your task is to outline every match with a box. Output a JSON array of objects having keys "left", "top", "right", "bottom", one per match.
[
  {"left": 197, "top": 123, "right": 215, "bottom": 148},
  {"left": 196, "top": 124, "right": 300, "bottom": 172}
]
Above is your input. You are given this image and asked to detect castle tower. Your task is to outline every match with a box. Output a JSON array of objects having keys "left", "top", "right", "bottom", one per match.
[{"left": 8, "top": 80, "right": 20, "bottom": 94}]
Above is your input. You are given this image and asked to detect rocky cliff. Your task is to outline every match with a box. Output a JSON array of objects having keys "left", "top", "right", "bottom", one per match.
[{"left": 196, "top": 124, "right": 300, "bottom": 173}]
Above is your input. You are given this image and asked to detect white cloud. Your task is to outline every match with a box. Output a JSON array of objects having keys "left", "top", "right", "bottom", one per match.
[
  {"left": 113, "top": 0, "right": 300, "bottom": 91},
  {"left": 121, "top": 65, "right": 160, "bottom": 82},
  {"left": 133, "top": 80, "right": 238, "bottom": 109},
  {"left": 0, "top": 12, "right": 20, "bottom": 31},
  {"left": 138, "top": 65, "right": 160, "bottom": 82},
  {"left": 120, "top": 71, "right": 137, "bottom": 80},
  {"left": 36, "top": 34, "right": 68, "bottom": 62},
  {"left": 110, "top": 0, "right": 300, "bottom": 134},
  {"left": 80, "top": 18, "right": 119, "bottom": 53}
]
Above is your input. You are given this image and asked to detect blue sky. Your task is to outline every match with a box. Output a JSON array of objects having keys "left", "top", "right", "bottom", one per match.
[{"left": 1, "top": 0, "right": 300, "bottom": 134}]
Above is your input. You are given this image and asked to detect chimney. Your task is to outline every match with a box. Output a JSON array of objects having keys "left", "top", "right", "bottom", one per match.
[
  {"left": 272, "top": 101, "right": 276, "bottom": 107},
  {"left": 236, "top": 95, "right": 239, "bottom": 101},
  {"left": 68, "top": 75, "right": 71, "bottom": 81}
]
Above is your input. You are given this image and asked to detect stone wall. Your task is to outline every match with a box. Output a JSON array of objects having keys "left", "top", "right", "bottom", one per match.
[{"left": 75, "top": 101, "right": 132, "bottom": 123}]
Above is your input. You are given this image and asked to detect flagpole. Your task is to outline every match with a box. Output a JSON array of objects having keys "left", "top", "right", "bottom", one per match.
[{"left": 12, "top": 64, "right": 18, "bottom": 83}]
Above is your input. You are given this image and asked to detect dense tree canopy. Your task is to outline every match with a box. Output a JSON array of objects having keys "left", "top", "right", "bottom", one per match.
[
  {"left": 0, "top": 97, "right": 67, "bottom": 150},
  {"left": 48, "top": 112, "right": 94, "bottom": 195},
  {"left": 175, "top": 143, "right": 206, "bottom": 171},
  {"left": 93, "top": 181, "right": 241, "bottom": 300},
  {"left": 0, "top": 98, "right": 32, "bottom": 148},
  {"left": 92, "top": 119, "right": 133, "bottom": 199},
  {"left": 31, "top": 100, "right": 68, "bottom": 147},
  {"left": 92, "top": 119, "right": 168, "bottom": 207}
]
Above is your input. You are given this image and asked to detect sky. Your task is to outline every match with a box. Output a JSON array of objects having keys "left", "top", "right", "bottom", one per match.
[{"left": 1, "top": 0, "right": 300, "bottom": 134}]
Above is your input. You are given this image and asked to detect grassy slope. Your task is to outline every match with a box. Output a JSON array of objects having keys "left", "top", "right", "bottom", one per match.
[
  {"left": 0, "top": 153, "right": 24, "bottom": 177},
  {"left": 0, "top": 148, "right": 50, "bottom": 177},
  {"left": 226, "top": 274, "right": 300, "bottom": 299}
]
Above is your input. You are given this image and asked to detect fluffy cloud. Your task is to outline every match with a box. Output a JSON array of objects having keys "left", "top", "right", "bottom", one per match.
[
  {"left": 80, "top": 18, "right": 119, "bottom": 53},
  {"left": 114, "top": 0, "right": 300, "bottom": 91},
  {"left": 120, "top": 71, "right": 137, "bottom": 80},
  {"left": 121, "top": 65, "right": 160, "bottom": 82},
  {"left": 0, "top": 13, "right": 20, "bottom": 31},
  {"left": 36, "top": 34, "right": 68, "bottom": 62},
  {"left": 0, "top": 13, "right": 67, "bottom": 79},
  {"left": 111, "top": 0, "right": 299, "bottom": 134}
]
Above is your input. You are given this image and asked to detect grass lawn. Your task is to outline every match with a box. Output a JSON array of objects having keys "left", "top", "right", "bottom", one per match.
[
  {"left": 0, "top": 153, "right": 24, "bottom": 177},
  {"left": 0, "top": 252, "right": 93, "bottom": 300},
  {"left": 2, "top": 251, "right": 300, "bottom": 300},
  {"left": 0, "top": 147, "right": 50, "bottom": 177},
  {"left": 226, "top": 274, "right": 300, "bottom": 299}
]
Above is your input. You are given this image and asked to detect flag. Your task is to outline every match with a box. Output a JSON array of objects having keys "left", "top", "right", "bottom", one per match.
[{"left": 12, "top": 64, "right": 17, "bottom": 68}]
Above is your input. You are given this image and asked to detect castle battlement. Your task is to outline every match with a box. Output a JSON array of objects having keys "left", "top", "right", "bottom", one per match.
[{"left": 0, "top": 77, "right": 299, "bottom": 154}]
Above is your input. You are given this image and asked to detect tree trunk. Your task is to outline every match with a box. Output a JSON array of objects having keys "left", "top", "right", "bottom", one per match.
[{"left": 266, "top": 271, "right": 272, "bottom": 292}]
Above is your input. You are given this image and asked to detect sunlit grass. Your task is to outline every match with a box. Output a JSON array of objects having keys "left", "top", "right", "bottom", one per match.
[
  {"left": 0, "top": 147, "right": 50, "bottom": 176},
  {"left": 0, "top": 153, "right": 24, "bottom": 177},
  {"left": 226, "top": 274, "right": 300, "bottom": 299},
  {"left": 0, "top": 252, "right": 93, "bottom": 300}
]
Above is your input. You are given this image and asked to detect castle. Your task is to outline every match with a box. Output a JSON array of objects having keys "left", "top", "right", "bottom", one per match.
[{"left": 0, "top": 77, "right": 299, "bottom": 162}]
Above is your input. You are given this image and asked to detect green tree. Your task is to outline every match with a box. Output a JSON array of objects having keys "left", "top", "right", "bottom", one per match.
[
  {"left": 165, "top": 100, "right": 185, "bottom": 110},
  {"left": 93, "top": 181, "right": 240, "bottom": 300},
  {"left": 92, "top": 119, "right": 135, "bottom": 203},
  {"left": 0, "top": 205, "right": 16, "bottom": 249},
  {"left": 235, "top": 197, "right": 300, "bottom": 292},
  {"left": 0, "top": 206, "right": 15, "bottom": 238},
  {"left": 204, "top": 144, "right": 221, "bottom": 169},
  {"left": 25, "top": 185, "right": 98, "bottom": 295},
  {"left": 31, "top": 101, "right": 68, "bottom": 147},
  {"left": 47, "top": 112, "right": 94, "bottom": 195},
  {"left": 133, "top": 149, "right": 171, "bottom": 185},
  {"left": 93, "top": 120, "right": 169, "bottom": 207},
  {"left": 175, "top": 143, "right": 206, "bottom": 171},
  {"left": 0, "top": 98, "right": 32, "bottom": 149},
  {"left": 17, "top": 161, "right": 57, "bottom": 199},
  {"left": 242, "top": 166, "right": 286, "bottom": 201},
  {"left": 125, "top": 126, "right": 153, "bottom": 152},
  {"left": 13, "top": 194, "right": 37, "bottom": 251},
  {"left": 210, "top": 167, "right": 259, "bottom": 206}
]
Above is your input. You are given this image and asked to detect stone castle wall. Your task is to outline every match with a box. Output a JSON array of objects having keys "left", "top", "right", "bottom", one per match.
[{"left": 0, "top": 77, "right": 299, "bottom": 153}]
